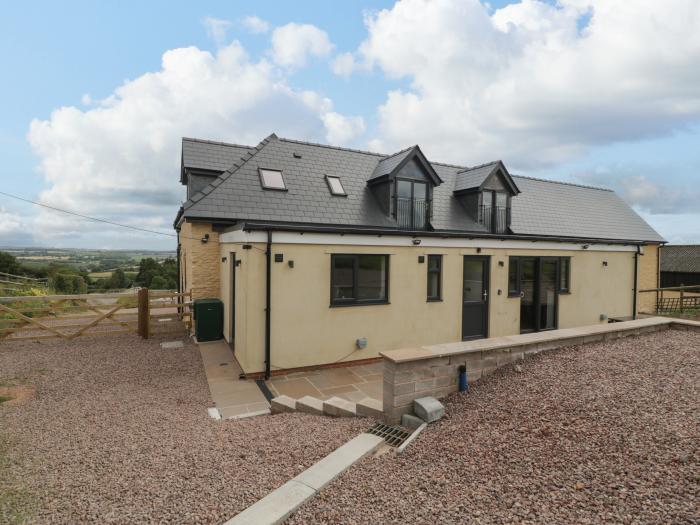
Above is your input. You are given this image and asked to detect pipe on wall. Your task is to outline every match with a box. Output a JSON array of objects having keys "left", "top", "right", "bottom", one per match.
[
  {"left": 264, "top": 230, "right": 272, "bottom": 380},
  {"left": 632, "top": 244, "right": 640, "bottom": 320}
]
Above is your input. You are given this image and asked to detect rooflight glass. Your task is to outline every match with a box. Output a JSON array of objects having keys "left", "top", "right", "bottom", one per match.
[
  {"left": 259, "top": 169, "right": 286, "bottom": 190},
  {"left": 327, "top": 176, "right": 346, "bottom": 195}
]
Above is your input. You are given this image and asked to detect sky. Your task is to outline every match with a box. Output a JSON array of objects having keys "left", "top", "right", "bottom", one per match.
[{"left": 1, "top": 0, "right": 699, "bottom": 250}]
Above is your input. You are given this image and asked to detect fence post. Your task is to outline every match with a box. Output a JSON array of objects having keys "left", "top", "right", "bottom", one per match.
[
  {"left": 679, "top": 286, "right": 685, "bottom": 314},
  {"left": 138, "top": 288, "right": 150, "bottom": 339}
]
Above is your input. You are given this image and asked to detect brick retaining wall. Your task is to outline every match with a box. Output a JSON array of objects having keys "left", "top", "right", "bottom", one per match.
[{"left": 381, "top": 317, "right": 699, "bottom": 424}]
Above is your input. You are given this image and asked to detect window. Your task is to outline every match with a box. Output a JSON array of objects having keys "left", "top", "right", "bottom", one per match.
[
  {"left": 325, "top": 175, "right": 346, "bottom": 196},
  {"left": 259, "top": 168, "right": 286, "bottom": 190},
  {"left": 509, "top": 256, "right": 571, "bottom": 295},
  {"left": 331, "top": 254, "right": 389, "bottom": 306},
  {"left": 559, "top": 257, "right": 570, "bottom": 293},
  {"left": 427, "top": 255, "right": 442, "bottom": 301},
  {"left": 396, "top": 179, "right": 428, "bottom": 230},
  {"left": 508, "top": 258, "right": 520, "bottom": 296},
  {"left": 479, "top": 191, "right": 509, "bottom": 234}
]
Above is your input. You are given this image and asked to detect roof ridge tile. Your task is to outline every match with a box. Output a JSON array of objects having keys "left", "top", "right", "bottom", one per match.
[
  {"left": 182, "top": 136, "right": 253, "bottom": 149},
  {"left": 513, "top": 174, "right": 613, "bottom": 192}
]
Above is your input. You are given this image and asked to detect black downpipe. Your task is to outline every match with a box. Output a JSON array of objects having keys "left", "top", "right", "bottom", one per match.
[
  {"left": 264, "top": 230, "right": 272, "bottom": 380},
  {"left": 633, "top": 245, "right": 640, "bottom": 320}
]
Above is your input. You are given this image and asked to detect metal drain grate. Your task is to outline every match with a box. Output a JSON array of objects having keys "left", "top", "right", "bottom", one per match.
[{"left": 367, "top": 422, "right": 412, "bottom": 447}]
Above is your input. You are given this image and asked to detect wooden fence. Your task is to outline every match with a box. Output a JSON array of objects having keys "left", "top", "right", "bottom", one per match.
[
  {"left": 0, "top": 289, "right": 191, "bottom": 343},
  {"left": 0, "top": 271, "right": 49, "bottom": 292},
  {"left": 638, "top": 285, "right": 700, "bottom": 314}
]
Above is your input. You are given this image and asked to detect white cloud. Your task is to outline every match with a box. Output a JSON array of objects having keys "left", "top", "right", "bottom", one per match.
[
  {"left": 0, "top": 208, "right": 22, "bottom": 236},
  {"left": 270, "top": 23, "right": 334, "bottom": 68},
  {"left": 356, "top": 0, "right": 700, "bottom": 168},
  {"left": 331, "top": 52, "right": 356, "bottom": 76},
  {"left": 202, "top": 16, "right": 232, "bottom": 46},
  {"left": 241, "top": 15, "right": 270, "bottom": 34},
  {"left": 27, "top": 42, "right": 362, "bottom": 248},
  {"left": 322, "top": 112, "right": 366, "bottom": 145},
  {"left": 576, "top": 169, "right": 700, "bottom": 215}
]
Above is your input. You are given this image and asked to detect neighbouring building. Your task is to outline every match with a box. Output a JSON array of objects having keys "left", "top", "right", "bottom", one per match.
[
  {"left": 174, "top": 134, "right": 663, "bottom": 378},
  {"left": 660, "top": 244, "right": 700, "bottom": 287}
]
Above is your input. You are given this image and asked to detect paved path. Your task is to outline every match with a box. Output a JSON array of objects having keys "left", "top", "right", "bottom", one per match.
[
  {"left": 197, "top": 340, "right": 270, "bottom": 419},
  {"left": 266, "top": 362, "right": 383, "bottom": 404}
]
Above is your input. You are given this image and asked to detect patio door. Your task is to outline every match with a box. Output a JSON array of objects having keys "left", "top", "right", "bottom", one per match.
[
  {"left": 462, "top": 256, "right": 490, "bottom": 340},
  {"left": 518, "top": 257, "right": 558, "bottom": 333}
]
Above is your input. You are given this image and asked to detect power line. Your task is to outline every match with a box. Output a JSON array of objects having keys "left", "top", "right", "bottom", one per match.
[{"left": 0, "top": 190, "right": 182, "bottom": 239}]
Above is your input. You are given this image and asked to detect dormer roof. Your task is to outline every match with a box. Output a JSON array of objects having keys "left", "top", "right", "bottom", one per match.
[
  {"left": 368, "top": 145, "right": 443, "bottom": 186},
  {"left": 454, "top": 160, "right": 520, "bottom": 195}
]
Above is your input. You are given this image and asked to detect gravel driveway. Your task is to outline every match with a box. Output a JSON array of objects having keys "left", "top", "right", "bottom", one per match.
[
  {"left": 291, "top": 330, "right": 700, "bottom": 524},
  {"left": 0, "top": 334, "right": 368, "bottom": 524}
]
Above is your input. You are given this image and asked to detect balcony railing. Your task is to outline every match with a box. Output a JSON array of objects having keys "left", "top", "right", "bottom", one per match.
[
  {"left": 397, "top": 197, "right": 428, "bottom": 230},
  {"left": 479, "top": 205, "right": 509, "bottom": 233}
]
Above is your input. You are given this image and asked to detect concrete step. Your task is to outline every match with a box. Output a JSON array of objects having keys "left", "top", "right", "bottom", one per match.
[
  {"left": 322, "top": 397, "right": 357, "bottom": 417},
  {"left": 296, "top": 395, "right": 325, "bottom": 416},
  {"left": 270, "top": 395, "right": 297, "bottom": 414},
  {"left": 356, "top": 397, "right": 383, "bottom": 419}
]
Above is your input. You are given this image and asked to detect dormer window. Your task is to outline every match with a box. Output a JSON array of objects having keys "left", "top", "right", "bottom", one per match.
[
  {"left": 259, "top": 168, "right": 286, "bottom": 190},
  {"left": 396, "top": 179, "right": 428, "bottom": 230},
  {"left": 366, "top": 145, "right": 442, "bottom": 231},
  {"left": 479, "top": 191, "right": 509, "bottom": 234},
  {"left": 453, "top": 161, "right": 520, "bottom": 235}
]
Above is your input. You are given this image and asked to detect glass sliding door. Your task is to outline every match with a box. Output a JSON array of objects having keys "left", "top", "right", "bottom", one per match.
[
  {"left": 511, "top": 256, "right": 560, "bottom": 333},
  {"left": 538, "top": 258, "right": 558, "bottom": 331},
  {"left": 519, "top": 258, "right": 537, "bottom": 332}
]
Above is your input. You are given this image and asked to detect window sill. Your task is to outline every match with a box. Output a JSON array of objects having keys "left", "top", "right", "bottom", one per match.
[
  {"left": 507, "top": 293, "right": 521, "bottom": 298},
  {"left": 427, "top": 298, "right": 443, "bottom": 302},
  {"left": 558, "top": 291, "right": 571, "bottom": 295},
  {"left": 330, "top": 301, "right": 390, "bottom": 308}
]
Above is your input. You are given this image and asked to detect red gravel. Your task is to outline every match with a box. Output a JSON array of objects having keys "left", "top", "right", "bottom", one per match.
[
  {"left": 0, "top": 334, "right": 368, "bottom": 524},
  {"left": 291, "top": 330, "right": 700, "bottom": 524}
]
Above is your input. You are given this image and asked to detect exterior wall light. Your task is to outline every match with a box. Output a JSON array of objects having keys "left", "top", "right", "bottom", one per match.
[
  {"left": 201, "top": 233, "right": 210, "bottom": 243},
  {"left": 412, "top": 239, "right": 421, "bottom": 245}
]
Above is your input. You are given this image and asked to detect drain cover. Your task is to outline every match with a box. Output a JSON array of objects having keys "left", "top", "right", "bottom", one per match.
[{"left": 367, "top": 422, "right": 412, "bottom": 447}]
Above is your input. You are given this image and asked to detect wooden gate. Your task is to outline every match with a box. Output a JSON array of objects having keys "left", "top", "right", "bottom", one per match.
[{"left": 0, "top": 289, "right": 191, "bottom": 343}]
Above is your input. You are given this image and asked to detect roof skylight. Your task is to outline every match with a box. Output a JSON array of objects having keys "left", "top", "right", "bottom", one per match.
[
  {"left": 326, "top": 175, "right": 346, "bottom": 196},
  {"left": 259, "top": 168, "right": 286, "bottom": 190}
]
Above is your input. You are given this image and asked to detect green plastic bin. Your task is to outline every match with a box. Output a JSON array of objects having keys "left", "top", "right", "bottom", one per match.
[{"left": 193, "top": 298, "right": 223, "bottom": 342}]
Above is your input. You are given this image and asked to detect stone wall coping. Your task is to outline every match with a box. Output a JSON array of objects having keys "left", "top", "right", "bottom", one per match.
[{"left": 380, "top": 317, "right": 686, "bottom": 364}]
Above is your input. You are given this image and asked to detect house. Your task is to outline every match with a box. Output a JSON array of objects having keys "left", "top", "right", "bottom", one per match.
[
  {"left": 174, "top": 134, "right": 663, "bottom": 378},
  {"left": 660, "top": 245, "right": 700, "bottom": 287}
]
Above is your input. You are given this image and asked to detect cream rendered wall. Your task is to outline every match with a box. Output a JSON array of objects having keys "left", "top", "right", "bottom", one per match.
[{"left": 219, "top": 241, "right": 638, "bottom": 374}]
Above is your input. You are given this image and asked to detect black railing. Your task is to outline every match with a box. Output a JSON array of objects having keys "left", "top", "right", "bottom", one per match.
[
  {"left": 397, "top": 197, "right": 428, "bottom": 230},
  {"left": 479, "top": 205, "right": 509, "bottom": 233}
]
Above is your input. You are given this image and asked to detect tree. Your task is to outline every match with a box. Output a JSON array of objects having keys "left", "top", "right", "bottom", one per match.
[
  {"left": 135, "top": 258, "right": 160, "bottom": 288},
  {"left": 0, "top": 251, "right": 21, "bottom": 275},
  {"left": 108, "top": 268, "right": 129, "bottom": 289},
  {"left": 150, "top": 275, "right": 168, "bottom": 289}
]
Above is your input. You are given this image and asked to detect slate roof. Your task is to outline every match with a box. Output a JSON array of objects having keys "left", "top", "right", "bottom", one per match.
[
  {"left": 660, "top": 245, "right": 700, "bottom": 273},
  {"left": 179, "top": 134, "right": 665, "bottom": 243},
  {"left": 181, "top": 137, "right": 252, "bottom": 181},
  {"left": 454, "top": 162, "right": 501, "bottom": 192},
  {"left": 368, "top": 146, "right": 415, "bottom": 181}
]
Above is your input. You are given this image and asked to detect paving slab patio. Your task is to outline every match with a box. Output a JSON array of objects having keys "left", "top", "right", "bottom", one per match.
[
  {"left": 266, "top": 361, "right": 383, "bottom": 405},
  {"left": 198, "top": 340, "right": 270, "bottom": 419}
]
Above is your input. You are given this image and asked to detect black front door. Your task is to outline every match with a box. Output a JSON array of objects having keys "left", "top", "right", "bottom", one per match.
[{"left": 462, "top": 256, "right": 489, "bottom": 340}]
